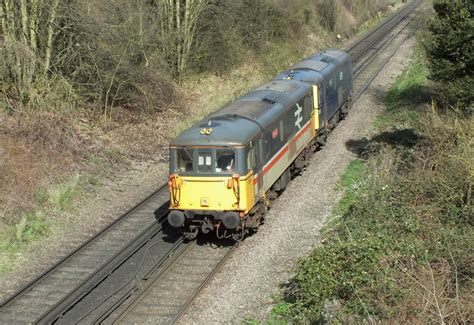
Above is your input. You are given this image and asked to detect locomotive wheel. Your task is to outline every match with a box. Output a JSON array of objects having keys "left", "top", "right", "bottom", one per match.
[
  {"left": 317, "top": 131, "right": 327, "bottom": 147},
  {"left": 231, "top": 230, "right": 245, "bottom": 241},
  {"left": 184, "top": 226, "right": 198, "bottom": 241}
]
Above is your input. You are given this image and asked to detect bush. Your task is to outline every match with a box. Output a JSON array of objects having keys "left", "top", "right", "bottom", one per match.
[
  {"left": 59, "top": 0, "right": 176, "bottom": 114},
  {"left": 191, "top": 0, "right": 393, "bottom": 75},
  {"left": 423, "top": 0, "right": 474, "bottom": 112}
]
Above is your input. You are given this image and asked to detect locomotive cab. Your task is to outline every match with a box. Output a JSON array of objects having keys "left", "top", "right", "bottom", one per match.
[{"left": 168, "top": 144, "right": 258, "bottom": 240}]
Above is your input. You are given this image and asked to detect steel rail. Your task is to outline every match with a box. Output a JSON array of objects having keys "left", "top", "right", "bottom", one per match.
[
  {"left": 352, "top": 4, "right": 419, "bottom": 78},
  {"left": 110, "top": 242, "right": 236, "bottom": 324},
  {"left": 346, "top": 0, "right": 420, "bottom": 59},
  {"left": 0, "top": 183, "right": 169, "bottom": 309},
  {"left": 352, "top": 5, "right": 425, "bottom": 103},
  {"left": 170, "top": 245, "right": 237, "bottom": 324},
  {"left": 109, "top": 242, "right": 198, "bottom": 324},
  {"left": 34, "top": 208, "right": 177, "bottom": 324}
]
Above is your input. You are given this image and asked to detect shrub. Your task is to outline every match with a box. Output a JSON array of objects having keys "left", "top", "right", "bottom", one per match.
[{"left": 423, "top": 0, "right": 474, "bottom": 112}]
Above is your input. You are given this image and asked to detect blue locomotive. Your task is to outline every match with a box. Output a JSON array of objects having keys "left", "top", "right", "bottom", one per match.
[{"left": 168, "top": 49, "right": 352, "bottom": 240}]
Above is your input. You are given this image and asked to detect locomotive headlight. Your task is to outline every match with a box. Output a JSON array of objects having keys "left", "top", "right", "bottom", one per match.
[{"left": 200, "top": 197, "right": 209, "bottom": 207}]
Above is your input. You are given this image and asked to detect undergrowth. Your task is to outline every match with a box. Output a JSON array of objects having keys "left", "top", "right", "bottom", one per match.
[
  {"left": 0, "top": 210, "right": 49, "bottom": 276},
  {"left": 272, "top": 49, "right": 473, "bottom": 323},
  {"left": 0, "top": 174, "right": 80, "bottom": 276}
]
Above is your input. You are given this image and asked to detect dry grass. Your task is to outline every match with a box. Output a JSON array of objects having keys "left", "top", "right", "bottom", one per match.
[
  {"left": 0, "top": 136, "right": 73, "bottom": 223},
  {"left": 395, "top": 259, "right": 473, "bottom": 324}
]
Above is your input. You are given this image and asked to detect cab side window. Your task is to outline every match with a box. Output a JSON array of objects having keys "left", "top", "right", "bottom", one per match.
[
  {"left": 177, "top": 148, "right": 194, "bottom": 172},
  {"left": 216, "top": 150, "right": 235, "bottom": 173}
]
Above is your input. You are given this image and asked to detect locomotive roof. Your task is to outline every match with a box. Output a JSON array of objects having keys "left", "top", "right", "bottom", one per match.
[
  {"left": 275, "top": 49, "right": 350, "bottom": 83},
  {"left": 170, "top": 80, "right": 311, "bottom": 147},
  {"left": 273, "top": 68, "right": 325, "bottom": 85},
  {"left": 170, "top": 114, "right": 262, "bottom": 147},
  {"left": 305, "top": 49, "right": 350, "bottom": 63}
]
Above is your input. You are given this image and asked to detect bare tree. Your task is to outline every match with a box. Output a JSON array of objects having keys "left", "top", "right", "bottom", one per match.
[
  {"left": 1, "top": 0, "right": 62, "bottom": 96},
  {"left": 153, "top": 0, "right": 209, "bottom": 76}
]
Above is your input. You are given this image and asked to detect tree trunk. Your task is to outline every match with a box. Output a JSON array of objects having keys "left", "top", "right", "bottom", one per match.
[
  {"left": 44, "top": 0, "right": 60, "bottom": 76},
  {"left": 153, "top": 0, "right": 208, "bottom": 77},
  {"left": 29, "top": 0, "right": 40, "bottom": 51},
  {"left": 0, "top": 1, "right": 5, "bottom": 35},
  {"left": 20, "top": 0, "right": 28, "bottom": 42},
  {"left": 4, "top": 0, "right": 15, "bottom": 37}
]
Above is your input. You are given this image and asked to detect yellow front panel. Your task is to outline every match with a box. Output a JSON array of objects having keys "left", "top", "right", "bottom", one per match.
[{"left": 172, "top": 174, "right": 255, "bottom": 213}]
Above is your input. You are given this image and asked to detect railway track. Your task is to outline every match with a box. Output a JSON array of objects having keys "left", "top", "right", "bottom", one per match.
[
  {"left": 0, "top": 185, "right": 171, "bottom": 324},
  {"left": 35, "top": 217, "right": 183, "bottom": 324},
  {"left": 113, "top": 242, "right": 235, "bottom": 324},
  {"left": 0, "top": 2, "right": 426, "bottom": 324},
  {"left": 33, "top": 237, "right": 234, "bottom": 324},
  {"left": 350, "top": 0, "right": 425, "bottom": 102},
  {"left": 346, "top": 0, "right": 421, "bottom": 66}
]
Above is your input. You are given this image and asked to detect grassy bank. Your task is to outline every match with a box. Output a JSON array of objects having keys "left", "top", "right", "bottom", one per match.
[{"left": 272, "top": 49, "right": 473, "bottom": 323}]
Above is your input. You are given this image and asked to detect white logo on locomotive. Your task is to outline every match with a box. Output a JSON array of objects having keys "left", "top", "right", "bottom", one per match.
[{"left": 294, "top": 103, "right": 303, "bottom": 130}]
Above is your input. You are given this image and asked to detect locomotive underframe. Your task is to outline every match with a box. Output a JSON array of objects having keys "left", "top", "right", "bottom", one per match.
[{"left": 180, "top": 202, "right": 265, "bottom": 241}]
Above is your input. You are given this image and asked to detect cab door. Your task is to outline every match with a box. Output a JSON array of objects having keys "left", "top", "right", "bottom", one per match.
[
  {"left": 312, "top": 84, "right": 322, "bottom": 133},
  {"left": 255, "top": 137, "right": 264, "bottom": 197}
]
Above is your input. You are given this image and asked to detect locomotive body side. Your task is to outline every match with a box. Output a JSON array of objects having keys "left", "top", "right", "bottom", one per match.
[{"left": 275, "top": 49, "right": 353, "bottom": 139}]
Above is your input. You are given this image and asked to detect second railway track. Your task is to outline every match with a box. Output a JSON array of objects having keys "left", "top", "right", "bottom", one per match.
[{"left": 0, "top": 185, "right": 171, "bottom": 324}]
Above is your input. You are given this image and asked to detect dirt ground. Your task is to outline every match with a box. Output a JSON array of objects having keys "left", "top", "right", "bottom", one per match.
[{"left": 177, "top": 30, "right": 418, "bottom": 325}]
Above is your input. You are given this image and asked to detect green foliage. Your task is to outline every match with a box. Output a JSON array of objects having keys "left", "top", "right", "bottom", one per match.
[
  {"left": 0, "top": 210, "right": 50, "bottom": 276},
  {"left": 33, "top": 186, "right": 49, "bottom": 206},
  {"left": 385, "top": 48, "right": 429, "bottom": 111},
  {"left": 341, "top": 160, "right": 365, "bottom": 188},
  {"left": 1, "top": 211, "right": 49, "bottom": 251},
  {"left": 270, "top": 301, "right": 292, "bottom": 320},
  {"left": 277, "top": 47, "right": 473, "bottom": 323},
  {"left": 423, "top": 0, "right": 474, "bottom": 111},
  {"left": 242, "top": 317, "right": 261, "bottom": 325},
  {"left": 14, "top": 211, "right": 49, "bottom": 244},
  {"left": 333, "top": 159, "right": 366, "bottom": 216},
  {"left": 48, "top": 173, "right": 80, "bottom": 210},
  {"left": 375, "top": 47, "right": 429, "bottom": 128},
  {"left": 292, "top": 238, "right": 397, "bottom": 321},
  {"left": 0, "top": 174, "right": 82, "bottom": 277}
]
